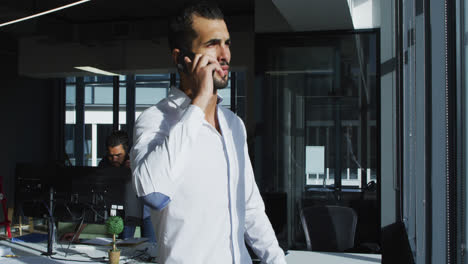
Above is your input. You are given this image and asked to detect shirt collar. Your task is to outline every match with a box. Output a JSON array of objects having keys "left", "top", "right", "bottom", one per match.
[
  {"left": 167, "top": 86, "right": 191, "bottom": 109},
  {"left": 168, "top": 86, "right": 224, "bottom": 109}
]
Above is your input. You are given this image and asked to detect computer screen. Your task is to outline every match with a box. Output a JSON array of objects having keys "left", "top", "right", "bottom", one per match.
[{"left": 15, "top": 164, "right": 132, "bottom": 224}]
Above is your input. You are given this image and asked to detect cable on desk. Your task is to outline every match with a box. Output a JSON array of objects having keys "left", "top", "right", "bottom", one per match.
[
  {"left": 63, "top": 203, "right": 86, "bottom": 221},
  {"left": 87, "top": 205, "right": 107, "bottom": 219},
  {"left": 64, "top": 212, "right": 86, "bottom": 257},
  {"left": 126, "top": 248, "right": 148, "bottom": 259},
  {"left": 122, "top": 247, "right": 158, "bottom": 263},
  {"left": 49, "top": 255, "right": 108, "bottom": 263}
]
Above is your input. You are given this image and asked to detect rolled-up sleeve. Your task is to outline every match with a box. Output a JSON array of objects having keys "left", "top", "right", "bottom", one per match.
[{"left": 131, "top": 104, "right": 205, "bottom": 210}]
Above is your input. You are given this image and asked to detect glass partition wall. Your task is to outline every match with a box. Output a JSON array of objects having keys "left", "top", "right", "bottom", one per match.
[
  {"left": 65, "top": 72, "right": 245, "bottom": 167},
  {"left": 255, "top": 30, "right": 379, "bottom": 249}
]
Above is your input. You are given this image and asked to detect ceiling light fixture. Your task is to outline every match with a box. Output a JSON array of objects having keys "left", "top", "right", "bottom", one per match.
[
  {"left": 0, "top": 0, "right": 91, "bottom": 28},
  {"left": 74, "top": 66, "right": 120, "bottom": 76}
]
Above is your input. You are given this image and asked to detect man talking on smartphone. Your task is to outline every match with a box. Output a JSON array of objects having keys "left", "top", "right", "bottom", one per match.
[{"left": 130, "top": 1, "right": 286, "bottom": 263}]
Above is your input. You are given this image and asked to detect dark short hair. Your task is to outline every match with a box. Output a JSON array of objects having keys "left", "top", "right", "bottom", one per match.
[
  {"left": 168, "top": 1, "right": 224, "bottom": 53},
  {"left": 106, "top": 130, "right": 129, "bottom": 153}
]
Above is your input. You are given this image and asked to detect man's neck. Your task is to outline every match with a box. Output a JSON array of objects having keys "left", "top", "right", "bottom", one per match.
[
  {"left": 203, "top": 96, "right": 219, "bottom": 128},
  {"left": 179, "top": 82, "right": 220, "bottom": 133}
]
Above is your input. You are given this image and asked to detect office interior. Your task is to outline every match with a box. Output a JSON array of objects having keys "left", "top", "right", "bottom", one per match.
[{"left": 0, "top": 0, "right": 466, "bottom": 263}]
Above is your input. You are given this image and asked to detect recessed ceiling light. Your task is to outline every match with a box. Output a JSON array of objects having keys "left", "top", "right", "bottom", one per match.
[
  {"left": 74, "top": 66, "right": 120, "bottom": 76},
  {"left": 0, "top": 0, "right": 91, "bottom": 28}
]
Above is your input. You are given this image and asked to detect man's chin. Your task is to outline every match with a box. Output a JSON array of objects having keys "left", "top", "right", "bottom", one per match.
[{"left": 213, "top": 76, "right": 229, "bottom": 90}]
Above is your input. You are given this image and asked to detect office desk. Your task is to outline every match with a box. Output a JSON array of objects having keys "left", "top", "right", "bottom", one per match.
[
  {"left": 0, "top": 239, "right": 155, "bottom": 263},
  {"left": 286, "top": 250, "right": 381, "bottom": 264},
  {"left": 1, "top": 239, "right": 381, "bottom": 264}
]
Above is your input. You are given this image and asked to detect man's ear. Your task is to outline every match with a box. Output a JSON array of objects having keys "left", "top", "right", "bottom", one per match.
[{"left": 172, "top": 48, "right": 181, "bottom": 66}]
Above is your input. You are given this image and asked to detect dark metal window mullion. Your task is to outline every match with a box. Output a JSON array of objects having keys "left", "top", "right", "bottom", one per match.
[
  {"left": 113, "top": 76, "right": 119, "bottom": 131},
  {"left": 445, "top": 0, "right": 458, "bottom": 262},
  {"left": 361, "top": 70, "right": 368, "bottom": 189},
  {"left": 335, "top": 102, "right": 342, "bottom": 191},
  {"left": 424, "top": 0, "right": 433, "bottom": 262},
  {"left": 91, "top": 86, "right": 95, "bottom": 104},
  {"left": 126, "top": 75, "right": 136, "bottom": 143},
  {"left": 334, "top": 47, "right": 342, "bottom": 191},
  {"left": 75, "top": 77, "right": 85, "bottom": 166},
  {"left": 457, "top": 0, "right": 467, "bottom": 261},
  {"left": 396, "top": 0, "right": 405, "bottom": 222},
  {"left": 231, "top": 72, "right": 237, "bottom": 113},
  {"left": 170, "top": 73, "right": 176, "bottom": 88}
]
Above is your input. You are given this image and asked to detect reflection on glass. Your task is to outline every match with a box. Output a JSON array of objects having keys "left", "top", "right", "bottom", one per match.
[
  {"left": 66, "top": 73, "right": 246, "bottom": 166},
  {"left": 134, "top": 73, "right": 244, "bottom": 119},
  {"left": 256, "top": 31, "right": 378, "bottom": 248}
]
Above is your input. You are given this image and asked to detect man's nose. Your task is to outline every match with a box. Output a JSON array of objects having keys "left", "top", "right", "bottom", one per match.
[{"left": 218, "top": 45, "right": 230, "bottom": 62}]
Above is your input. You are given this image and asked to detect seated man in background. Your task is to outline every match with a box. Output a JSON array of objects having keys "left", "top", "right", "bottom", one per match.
[
  {"left": 100, "top": 130, "right": 156, "bottom": 243},
  {"left": 98, "top": 130, "right": 130, "bottom": 168},
  {"left": 61, "top": 130, "right": 156, "bottom": 242}
]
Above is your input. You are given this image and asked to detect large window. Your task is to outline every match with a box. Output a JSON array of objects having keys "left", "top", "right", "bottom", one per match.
[
  {"left": 255, "top": 31, "right": 379, "bottom": 249},
  {"left": 84, "top": 76, "right": 126, "bottom": 166},
  {"left": 65, "top": 72, "right": 245, "bottom": 166},
  {"left": 65, "top": 76, "right": 126, "bottom": 166},
  {"left": 135, "top": 74, "right": 171, "bottom": 119}
]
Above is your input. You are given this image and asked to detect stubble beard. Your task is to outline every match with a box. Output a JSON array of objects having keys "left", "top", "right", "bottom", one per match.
[
  {"left": 213, "top": 60, "right": 229, "bottom": 92},
  {"left": 213, "top": 73, "right": 229, "bottom": 92}
]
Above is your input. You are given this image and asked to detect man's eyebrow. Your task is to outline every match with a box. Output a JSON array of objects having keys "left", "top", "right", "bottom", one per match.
[
  {"left": 203, "top": 38, "right": 231, "bottom": 45},
  {"left": 203, "top": 39, "right": 221, "bottom": 45}
]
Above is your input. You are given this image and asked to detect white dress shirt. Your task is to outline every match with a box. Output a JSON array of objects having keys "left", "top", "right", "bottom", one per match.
[{"left": 131, "top": 87, "right": 286, "bottom": 264}]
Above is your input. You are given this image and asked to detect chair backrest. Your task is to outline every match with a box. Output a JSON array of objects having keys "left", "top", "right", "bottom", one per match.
[{"left": 300, "top": 205, "right": 358, "bottom": 252}]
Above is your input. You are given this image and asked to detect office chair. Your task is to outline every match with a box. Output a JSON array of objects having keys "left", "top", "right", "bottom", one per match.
[
  {"left": 300, "top": 205, "right": 357, "bottom": 252},
  {"left": 381, "top": 221, "right": 414, "bottom": 264}
]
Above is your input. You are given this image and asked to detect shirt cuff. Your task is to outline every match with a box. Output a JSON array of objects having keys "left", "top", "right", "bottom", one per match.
[
  {"left": 142, "top": 192, "right": 171, "bottom": 211},
  {"left": 143, "top": 204, "right": 152, "bottom": 218}
]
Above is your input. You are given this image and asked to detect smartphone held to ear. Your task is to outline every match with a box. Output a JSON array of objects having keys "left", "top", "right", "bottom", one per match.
[
  {"left": 177, "top": 49, "right": 195, "bottom": 73},
  {"left": 177, "top": 50, "right": 217, "bottom": 77}
]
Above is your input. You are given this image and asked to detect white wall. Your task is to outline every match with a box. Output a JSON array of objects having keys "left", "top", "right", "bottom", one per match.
[{"left": 348, "top": 0, "right": 381, "bottom": 29}]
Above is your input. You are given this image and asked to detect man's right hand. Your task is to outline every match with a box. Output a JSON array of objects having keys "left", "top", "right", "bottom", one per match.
[{"left": 184, "top": 54, "right": 224, "bottom": 112}]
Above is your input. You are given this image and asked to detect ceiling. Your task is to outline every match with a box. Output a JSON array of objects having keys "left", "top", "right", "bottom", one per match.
[
  {"left": 0, "top": 0, "right": 255, "bottom": 77},
  {"left": 0, "top": 0, "right": 360, "bottom": 77},
  {"left": 0, "top": 0, "right": 253, "bottom": 24},
  {"left": 272, "top": 0, "right": 353, "bottom": 31},
  {"left": 0, "top": 0, "right": 254, "bottom": 41}
]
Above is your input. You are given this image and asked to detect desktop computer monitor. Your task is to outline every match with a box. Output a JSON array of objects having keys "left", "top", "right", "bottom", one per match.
[{"left": 15, "top": 164, "right": 132, "bottom": 224}]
